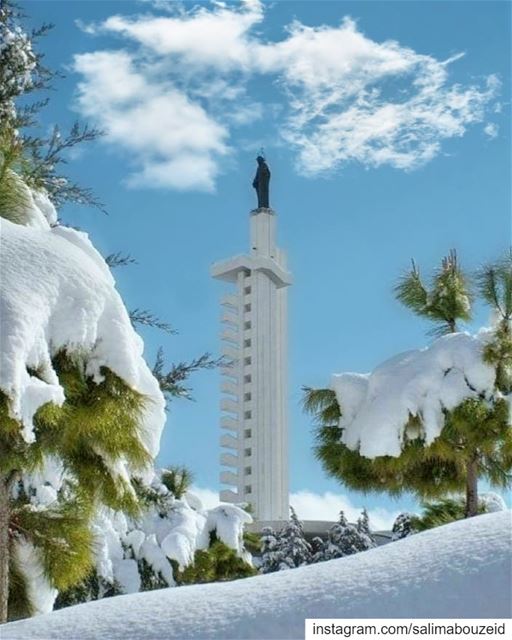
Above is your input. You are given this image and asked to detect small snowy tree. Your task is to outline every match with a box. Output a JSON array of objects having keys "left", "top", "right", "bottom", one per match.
[
  {"left": 324, "top": 511, "right": 375, "bottom": 560},
  {"left": 310, "top": 537, "right": 326, "bottom": 563},
  {"left": 391, "top": 513, "right": 417, "bottom": 541},
  {"left": 277, "top": 507, "right": 312, "bottom": 569},
  {"left": 356, "top": 509, "right": 377, "bottom": 549},
  {"left": 259, "top": 527, "right": 283, "bottom": 574}
]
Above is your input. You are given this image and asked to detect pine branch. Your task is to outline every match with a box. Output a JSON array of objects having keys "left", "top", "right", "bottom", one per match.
[
  {"left": 21, "top": 122, "right": 106, "bottom": 212},
  {"left": 302, "top": 386, "right": 340, "bottom": 426},
  {"left": 396, "top": 252, "right": 472, "bottom": 335},
  {"left": 394, "top": 259, "right": 428, "bottom": 316},
  {"left": 105, "top": 252, "right": 138, "bottom": 269},
  {"left": 476, "top": 254, "right": 512, "bottom": 321},
  {"left": 129, "top": 309, "right": 175, "bottom": 334},
  {"left": 153, "top": 347, "right": 226, "bottom": 403},
  {"left": 161, "top": 466, "right": 194, "bottom": 499}
]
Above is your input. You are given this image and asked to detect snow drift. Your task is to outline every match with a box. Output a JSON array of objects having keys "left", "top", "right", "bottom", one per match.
[
  {"left": 332, "top": 332, "right": 496, "bottom": 458},
  {"left": 3, "top": 512, "right": 511, "bottom": 639}
]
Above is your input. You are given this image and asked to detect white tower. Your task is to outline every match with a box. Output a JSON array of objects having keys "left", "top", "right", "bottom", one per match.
[{"left": 211, "top": 205, "right": 292, "bottom": 522}]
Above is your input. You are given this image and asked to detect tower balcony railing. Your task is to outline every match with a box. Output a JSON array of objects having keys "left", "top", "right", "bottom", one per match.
[
  {"left": 220, "top": 433, "right": 238, "bottom": 449},
  {"left": 221, "top": 345, "right": 239, "bottom": 361},
  {"left": 220, "top": 470, "right": 238, "bottom": 486},
  {"left": 220, "top": 329, "right": 238, "bottom": 344},
  {"left": 221, "top": 294, "right": 238, "bottom": 309},
  {"left": 221, "top": 311, "right": 238, "bottom": 326},
  {"left": 221, "top": 380, "right": 238, "bottom": 397},
  {"left": 220, "top": 398, "right": 239, "bottom": 415},
  {"left": 220, "top": 416, "right": 238, "bottom": 431},
  {"left": 220, "top": 452, "right": 238, "bottom": 468},
  {"left": 220, "top": 366, "right": 238, "bottom": 380}
]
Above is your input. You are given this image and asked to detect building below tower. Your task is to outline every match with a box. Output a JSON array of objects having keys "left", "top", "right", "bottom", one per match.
[{"left": 210, "top": 206, "right": 292, "bottom": 522}]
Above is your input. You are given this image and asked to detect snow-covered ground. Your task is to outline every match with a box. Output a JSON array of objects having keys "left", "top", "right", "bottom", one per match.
[{"left": 4, "top": 512, "right": 511, "bottom": 640}]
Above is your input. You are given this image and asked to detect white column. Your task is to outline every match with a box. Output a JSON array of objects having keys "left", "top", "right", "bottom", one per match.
[{"left": 211, "top": 208, "right": 292, "bottom": 522}]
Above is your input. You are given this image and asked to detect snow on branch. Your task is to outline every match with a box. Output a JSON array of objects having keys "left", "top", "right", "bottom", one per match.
[
  {"left": 332, "top": 332, "right": 496, "bottom": 458},
  {"left": 0, "top": 204, "right": 165, "bottom": 455}
]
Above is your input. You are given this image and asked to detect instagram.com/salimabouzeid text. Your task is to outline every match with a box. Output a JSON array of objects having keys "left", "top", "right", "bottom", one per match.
[{"left": 305, "top": 619, "right": 510, "bottom": 640}]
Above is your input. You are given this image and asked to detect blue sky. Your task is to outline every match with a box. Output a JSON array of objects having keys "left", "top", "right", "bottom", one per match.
[{"left": 24, "top": 0, "right": 511, "bottom": 522}]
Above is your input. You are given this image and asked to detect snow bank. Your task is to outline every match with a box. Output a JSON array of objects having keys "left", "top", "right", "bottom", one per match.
[
  {"left": 332, "top": 332, "right": 496, "bottom": 457},
  {"left": 3, "top": 512, "right": 511, "bottom": 639},
  {"left": 0, "top": 214, "right": 165, "bottom": 455}
]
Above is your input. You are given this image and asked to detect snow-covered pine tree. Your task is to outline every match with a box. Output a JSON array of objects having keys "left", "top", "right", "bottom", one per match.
[
  {"left": 0, "top": 3, "right": 165, "bottom": 620},
  {"left": 324, "top": 511, "right": 375, "bottom": 560},
  {"left": 356, "top": 508, "right": 377, "bottom": 549},
  {"left": 277, "top": 507, "right": 312, "bottom": 569},
  {"left": 0, "top": 212, "right": 167, "bottom": 620},
  {"left": 259, "top": 526, "right": 283, "bottom": 574},
  {"left": 391, "top": 513, "right": 417, "bottom": 541},
  {"left": 304, "top": 251, "right": 512, "bottom": 520},
  {"left": 396, "top": 252, "right": 512, "bottom": 517},
  {"left": 310, "top": 537, "right": 326, "bottom": 563}
]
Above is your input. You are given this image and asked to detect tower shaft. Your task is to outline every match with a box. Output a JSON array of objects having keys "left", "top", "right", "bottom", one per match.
[{"left": 211, "top": 208, "right": 291, "bottom": 521}]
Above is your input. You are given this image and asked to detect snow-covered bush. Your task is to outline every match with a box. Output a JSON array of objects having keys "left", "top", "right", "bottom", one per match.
[
  {"left": 55, "top": 473, "right": 253, "bottom": 605},
  {"left": 259, "top": 527, "right": 282, "bottom": 574}
]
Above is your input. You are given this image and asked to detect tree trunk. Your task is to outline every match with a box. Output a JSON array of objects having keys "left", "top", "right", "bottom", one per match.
[
  {"left": 0, "top": 475, "right": 10, "bottom": 623},
  {"left": 465, "top": 456, "right": 479, "bottom": 518}
]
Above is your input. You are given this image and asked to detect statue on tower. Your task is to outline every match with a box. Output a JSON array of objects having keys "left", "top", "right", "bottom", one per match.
[{"left": 252, "top": 155, "right": 270, "bottom": 209}]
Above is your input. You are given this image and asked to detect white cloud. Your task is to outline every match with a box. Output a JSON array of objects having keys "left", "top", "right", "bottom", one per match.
[
  {"left": 73, "top": 1, "right": 500, "bottom": 190},
  {"left": 191, "top": 486, "right": 400, "bottom": 531},
  {"left": 73, "top": 51, "right": 228, "bottom": 191},
  {"left": 484, "top": 122, "right": 499, "bottom": 139},
  {"left": 100, "top": 0, "right": 263, "bottom": 71}
]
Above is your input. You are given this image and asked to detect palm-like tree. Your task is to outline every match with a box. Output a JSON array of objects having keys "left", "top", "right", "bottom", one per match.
[
  {"left": 477, "top": 253, "right": 512, "bottom": 394},
  {"left": 394, "top": 249, "right": 471, "bottom": 336},
  {"left": 304, "top": 252, "right": 512, "bottom": 519}
]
